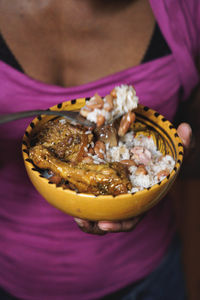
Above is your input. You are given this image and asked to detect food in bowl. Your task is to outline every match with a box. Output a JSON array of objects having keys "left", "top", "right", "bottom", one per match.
[
  {"left": 28, "top": 85, "right": 175, "bottom": 196},
  {"left": 22, "top": 89, "right": 183, "bottom": 220},
  {"left": 80, "top": 84, "right": 138, "bottom": 131}
]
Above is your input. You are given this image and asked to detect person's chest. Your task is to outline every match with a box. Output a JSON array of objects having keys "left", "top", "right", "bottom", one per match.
[{"left": 0, "top": 0, "right": 155, "bottom": 87}]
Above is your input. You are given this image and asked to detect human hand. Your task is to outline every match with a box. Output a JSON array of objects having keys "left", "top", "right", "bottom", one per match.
[
  {"left": 74, "top": 122, "right": 192, "bottom": 235},
  {"left": 176, "top": 122, "right": 195, "bottom": 175},
  {"left": 74, "top": 216, "right": 142, "bottom": 235}
]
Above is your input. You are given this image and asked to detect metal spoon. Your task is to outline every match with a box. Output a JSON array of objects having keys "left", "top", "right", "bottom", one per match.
[{"left": 0, "top": 109, "right": 94, "bottom": 127}]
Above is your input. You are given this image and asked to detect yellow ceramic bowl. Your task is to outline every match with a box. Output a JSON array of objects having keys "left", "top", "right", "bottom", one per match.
[{"left": 22, "top": 98, "right": 184, "bottom": 221}]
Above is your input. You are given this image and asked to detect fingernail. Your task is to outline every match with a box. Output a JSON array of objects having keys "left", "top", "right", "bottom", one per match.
[
  {"left": 74, "top": 218, "right": 84, "bottom": 227},
  {"left": 98, "top": 222, "right": 112, "bottom": 231},
  {"left": 98, "top": 225, "right": 109, "bottom": 231}
]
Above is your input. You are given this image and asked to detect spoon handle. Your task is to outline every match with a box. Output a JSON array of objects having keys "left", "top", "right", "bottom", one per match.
[{"left": 0, "top": 109, "right": 92, "bottom": 126}]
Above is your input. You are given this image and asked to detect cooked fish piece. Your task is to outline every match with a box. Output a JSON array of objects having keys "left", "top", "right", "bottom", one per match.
[
  {"left": 29, "top": 145, "right": 132, "bottom": 196},
  {"left": 32, "top": 118, "right": 93, "bottom": 162}
]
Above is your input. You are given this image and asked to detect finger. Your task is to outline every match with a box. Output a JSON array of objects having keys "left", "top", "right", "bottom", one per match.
[
  {"left": 177, "top": 123, "right": 192, "bottom": 149},
  {"left": 74, "top": 218, "right": 106, "bottom": 235},
  {"left": 74, "top": 218, "right": 91, "bottom": 229},
  {"left": 98, "top": 217, "right": 140, "bottom": 233}
]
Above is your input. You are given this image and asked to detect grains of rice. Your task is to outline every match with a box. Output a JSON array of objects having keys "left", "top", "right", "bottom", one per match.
[
  {"left": 83, "top": 84, "right": 139, "bottom": 124},
  {"left": 90, "top": 133, "right": 175, "bottom": 192},
  {"left": 130, "top": 173, "right": 151, "bottom": 189},
  {"left": 114, "top": 85, "right": 138, "bottom": 115},
  {"left": 59, "top": 118, "right": 67, "bottom": 124}
]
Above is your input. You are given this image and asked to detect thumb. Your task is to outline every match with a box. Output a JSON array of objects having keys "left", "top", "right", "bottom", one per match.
[{"left": 177, "top": 122, "right": 192, "bottom": 149}]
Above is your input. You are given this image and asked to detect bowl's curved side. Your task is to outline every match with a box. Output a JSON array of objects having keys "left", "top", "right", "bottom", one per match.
[
  {"left": 135, "top": 105, "right": 183, "bottom": 159},
  {"left": 23, "top": 155, "right": 178, "bottom": 220}
]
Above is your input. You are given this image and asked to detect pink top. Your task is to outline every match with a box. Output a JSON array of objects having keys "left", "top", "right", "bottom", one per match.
[{"left": 0, "top": 1, "right": 199, "bottom": 299}]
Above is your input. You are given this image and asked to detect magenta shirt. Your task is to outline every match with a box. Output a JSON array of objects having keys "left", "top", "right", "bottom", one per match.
[{"left": 0, "top": 1, "right": 199, "bottom": 299}]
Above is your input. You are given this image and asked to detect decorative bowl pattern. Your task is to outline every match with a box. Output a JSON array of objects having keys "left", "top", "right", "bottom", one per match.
[{"left": 22, "top": 98, "right": 184, "bottom": 221}]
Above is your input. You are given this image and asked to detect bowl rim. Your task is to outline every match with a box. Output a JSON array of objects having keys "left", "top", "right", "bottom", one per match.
[{"left": 22, "top": 98, "right": 184, "bottom": 200}]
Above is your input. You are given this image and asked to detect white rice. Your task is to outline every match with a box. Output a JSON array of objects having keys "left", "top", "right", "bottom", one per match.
[
  {"left": 59, "top": 118, "right": 67, "bottom": 124},
  {"left": 83, "top": 84, "right": 139, "bottom": 124},
  {"left": 90, "top": 133, "right": 175, "bottom": 192},
  {"left": 114, "top": 84, "right": 138, "bottom": 115}
]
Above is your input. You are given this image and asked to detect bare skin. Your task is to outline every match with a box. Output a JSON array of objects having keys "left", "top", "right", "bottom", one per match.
[
  {"left": 0, "top": 0, "right": 155, "bottom": 86},
  {"left": 0, "top": 0, "right": 195, "bottom": 234}
]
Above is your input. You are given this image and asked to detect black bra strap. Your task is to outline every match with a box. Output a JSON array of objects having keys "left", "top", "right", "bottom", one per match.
[
  {"left": 142, "top": 23, "right": 171, "bottom": 63},
  {"left": 0, "top": 34, "right": 24, "bottom": 72}
]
